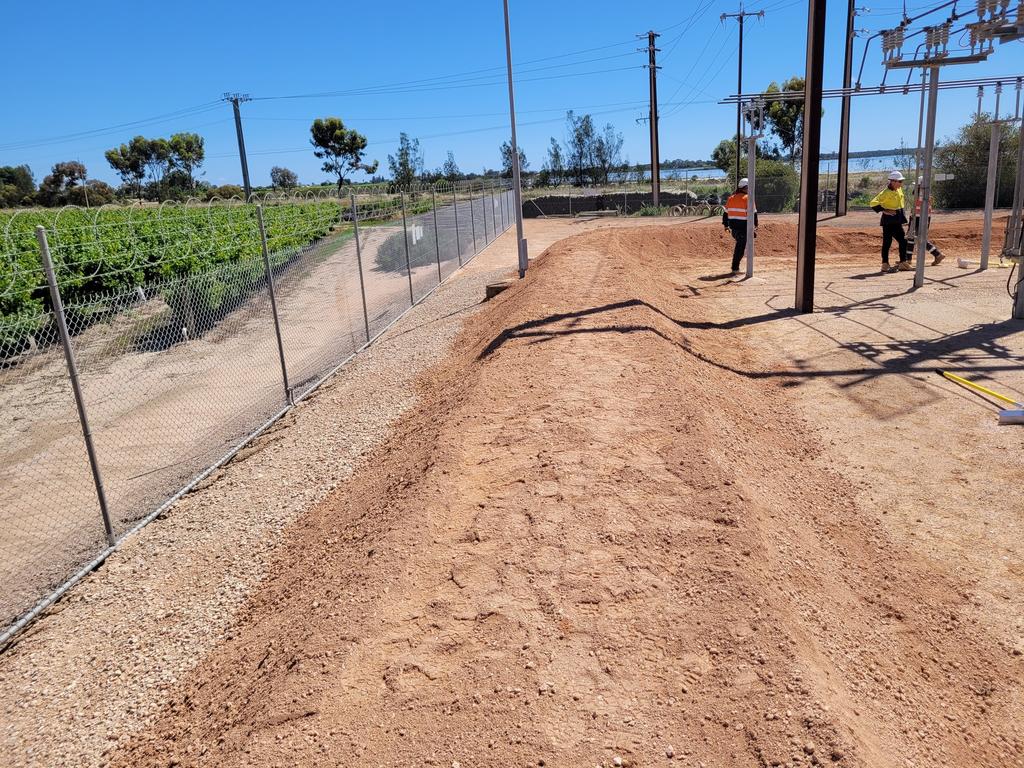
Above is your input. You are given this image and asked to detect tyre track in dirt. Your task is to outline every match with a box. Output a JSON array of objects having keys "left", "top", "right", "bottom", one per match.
[{"left": 113, "top": 223, "right": 1022, "bottom": 767}]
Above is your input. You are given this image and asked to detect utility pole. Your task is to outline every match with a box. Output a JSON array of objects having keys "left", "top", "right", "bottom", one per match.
[
  {"left": 503, "top": 0, "right": 528, "bottom": 278},
  {"left": 223, "top": 93, "right": 253, "bottom": 201},
  {"left": 721, "top": 6, "right": 764, "bottom": 189},
  {"left": 638, "top": 31, "right": 662, "bottom": 206},
  {"left": 836, "top": 0, "right": 857, "bottom": 216}
]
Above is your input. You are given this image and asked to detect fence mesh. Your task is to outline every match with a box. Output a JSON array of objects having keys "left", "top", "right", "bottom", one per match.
[{"left": 0, "top": 180, "right": 513, "bottom": 639}]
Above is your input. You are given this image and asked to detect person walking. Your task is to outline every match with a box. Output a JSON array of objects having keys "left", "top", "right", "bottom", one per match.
[
  {"left": 870, "top": 171, "right": 911, "bottom": 273},
  {"left": 722, "top": 178, "right": 757, "bottom": 275},
  {"left": 906, "top": 176, "right": 945, "bottom": 265}
]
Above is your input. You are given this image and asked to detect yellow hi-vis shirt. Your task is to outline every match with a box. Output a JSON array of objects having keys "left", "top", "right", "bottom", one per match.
[
  {"left": 869, "top": 187, "right": 905, "bottom": 212},
  {"left": 725, "top": 191, "right": 752, "bottom": 221}
]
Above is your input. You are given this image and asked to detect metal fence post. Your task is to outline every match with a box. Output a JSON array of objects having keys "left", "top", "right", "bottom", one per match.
[
  {"left": 36, "top": 226, "right": 116, "bottom": 548},
  {"left": 491, "top": 185, "right": 499, "bottom": 235},
  {"left": 469, "top": 184, "right": 478, "bottom": 253},
  {"left": 431, "top": 188, "right": 443, "bottom": 282},
  {"left": 452, "top": 186, "right": 463, "bottom": 266},
  {"left": 350, "top": 194, "right": 372, "bottom": 342},
  {"left": 482, "top": 183, "right": 490, "bottom": 244},
  {"left": 256, "top": 205, "right": 294, "bottom": 406},
  {"left": 400, "top": 191, "right": 415, "bottom": 304}
]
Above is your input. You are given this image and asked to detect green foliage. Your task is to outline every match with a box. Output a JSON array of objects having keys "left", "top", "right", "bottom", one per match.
[
  {"left": 311, "top": 117, "right": 378, "bottom": 190},
  {"left": 0, "top": 165, "right": 36, "bottom": 207},
  {"left": 105, "top": 137, "right": 149, "bottom": 198},
  {"left": 388, "top": 133, "right": 424, "bottom": 189},
  {"left": 935, "top": 116, "right": 1019, "bottom": 209},
  {"left": 752, "top": 158, "right": 799, "bottom": 212},
  {"left": 270, "top": 166, "right": 299, "bottom": 189},
  {"left": 499, "top": 141, "right": 528, "bottom": 179},
  {"left": 442, "top": 152, "right": 461, "bottom": 182},
  {"left": 764, "top": 77, "right": 809, "bottom": 161},
  {"left": 37, "top": 162, "right": 87, "bottom": 206},
  {"left": 636, "top": 205, "right": 671, "bottom": 217},
  {"left": 0, "top": 201, "right": 342, "bottom": 354},
  {"left": 168, "top": 133, "right": 205, "bottom": 189}
]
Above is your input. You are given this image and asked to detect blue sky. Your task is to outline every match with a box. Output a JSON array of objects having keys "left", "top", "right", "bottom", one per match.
[{"left": 4, "top": 1, "right": 1023, "bottom": 188}]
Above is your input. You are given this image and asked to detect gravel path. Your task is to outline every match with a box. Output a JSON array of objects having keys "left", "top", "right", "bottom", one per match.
[{"left": 0, "top": 220, "right": 571, "bottom": 768}]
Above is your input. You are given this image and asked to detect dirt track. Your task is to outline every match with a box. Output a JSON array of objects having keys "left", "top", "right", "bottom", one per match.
[{"left": 111, "top": 217, "right": 1023, "bottom": 767}]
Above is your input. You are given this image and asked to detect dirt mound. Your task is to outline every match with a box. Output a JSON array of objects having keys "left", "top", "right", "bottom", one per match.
[{"left": 112, "top": 224, "right": 1021, "bottom": 767}]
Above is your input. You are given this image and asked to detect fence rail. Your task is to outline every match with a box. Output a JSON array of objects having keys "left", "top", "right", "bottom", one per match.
[{"left": 0, "top": 180, "right": 514, "bottom": 646}]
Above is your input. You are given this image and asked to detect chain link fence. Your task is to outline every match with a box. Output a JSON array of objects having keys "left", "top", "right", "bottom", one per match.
[{"left": 0, "top": 180, "right": 514, "bottom": 645}]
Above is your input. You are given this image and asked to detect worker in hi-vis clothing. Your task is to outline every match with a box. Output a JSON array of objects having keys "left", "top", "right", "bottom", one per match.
[
  {"left": 722, "top": 178, "right": 757, "bottom": 275},
  {"left": 870, "top": 171, "right": 912, "bottom": 273},
  {"left": 906, "top": 176, "right": 945, "bottom": 265}
]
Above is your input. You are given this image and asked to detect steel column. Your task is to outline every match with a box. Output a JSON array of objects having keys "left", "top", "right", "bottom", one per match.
[
  {"left": 400, "top": 191, "right": 415, "bottom": 304},
  {"left": 504, "top": 0, "right": 530, "bottom": 276},
  {"left": 914, "top": 67, "right": 939, "bottom": 288},
  {"left": 350, "top": 194, "right": 372, "bottom": 341},
  {"left": 981, "top": 85, "right": 1003, "bottom": 270},
  {"left": 795, "top": 0, "right": 826, "bottom": 313},
  {"left": 431, "top": 189, "right": 443, "bottom": 282},
  {"left": 836, "top": 0, "right": 855, "bottom": 215},
  {"left": 745, "top": 133, "right": 757, "bottom": 278},
  {"left": 36, "top": 226, "right": 116, "bottom": 547},
  {"left": 256, "top": 205, "right": 293, "bottom": 405}
]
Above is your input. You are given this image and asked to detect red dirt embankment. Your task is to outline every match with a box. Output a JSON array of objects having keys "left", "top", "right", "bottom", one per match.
[{"left": 113, "top": 223, "right": 1022, "bottom": 767}]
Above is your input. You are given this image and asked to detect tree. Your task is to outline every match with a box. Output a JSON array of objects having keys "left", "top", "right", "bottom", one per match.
[
  {"left": 310, "top": 117, "right": 378, "bottom": 191},
  {"left": 499, "top": 141, "right": 528, "bottom": 179},
  {"left": 65, "top": 180, "right": 117, "bottom": 207},
  {"left": 545, "top": 138, "right": 565, "bottom": 186},
  {"left": 442, "top": 151, "right": 461, "bottom": 182},
  {"left": 565, "top": 111, "right": 596, "bottom": 186},
  {"left": 0, "top": 165, "right": 35, "bottom": 207},
  {"left": 105, "top": 137, "right": 148, "bottom": 198},
  {"left": 712, "top": 137, "right": 745, "bottom": 175},
  {"left": 935, "top": 115, "right": 1019, "bottom": 208},
  {"left": 37, "top": 161, "right": 87, "bottom": 206},
  {"left": 169, "top": 132, "right": 205, "bottom": 189},
  {"left": 764, "top": 77, "right": 811, "bottom": 163},
  {"left": 593, "top": 123, "right": 624, "bottom": 185},
  {"left": 387, "top": 133, "right": 424, "bottom": 188},
  {"left": 142, "top": 138, "right": 172, "bottom": 185},
  {"left": 270, "top": 166, "right": 299, "bottom": 189}
]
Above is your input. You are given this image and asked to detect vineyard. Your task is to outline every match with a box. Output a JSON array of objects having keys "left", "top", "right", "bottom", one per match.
[{"left": 0, "top": 198, "right": 347, "bottom": 353}]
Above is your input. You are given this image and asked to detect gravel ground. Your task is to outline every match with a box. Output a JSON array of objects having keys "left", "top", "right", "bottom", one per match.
[
  {"left": 105, "top": 216, "right": 1023, "bottom": 768},
  {"left": 0, "top": 223, "right": 540, "bottom": 768}
]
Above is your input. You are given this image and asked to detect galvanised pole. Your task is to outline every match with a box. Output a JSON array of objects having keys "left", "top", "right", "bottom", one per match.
[
  {"left": 913, "top": 66, "right": 940, "bottom": 289},
  {"left": 255, "top": 205, "right": 293, "bottom": 405},
  {"left": 745, "top": 131, "right": 757, "bottom": 278},
  {"left": 836, "top": 0, "right": 855, "bottom": 216},
  {"left": 504, "top": 0, "right": 530, "bottom": 276},
  {"left": 452, "top": 185, "right": 463, "bottom": 266},
  {"left": 36, "top": 226, "right": 116, "bottom": 547},
  {"left": 400, "top": 191, "right": 415, "bottom": 304},
  {"left": 469, "top": 182, "right": 478, "bottom": 253},
  {"left": 350, "top": 193, "right": 371, "bottom": 341},
  {"left": 431, "top": 188, "right": 443, "bottom": 282},
  {"left": 981, "top": 83, "right": 1003, "bottom": 270}
]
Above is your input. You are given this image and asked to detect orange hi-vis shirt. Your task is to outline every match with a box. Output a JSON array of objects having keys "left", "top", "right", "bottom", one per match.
[{"left": 725, "top": 191, "right": 753, "bottom": 221}]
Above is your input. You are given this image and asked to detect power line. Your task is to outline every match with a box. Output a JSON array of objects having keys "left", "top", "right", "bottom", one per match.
[{"left": 0, "top": 102, "right": 222, "bottom": 152}]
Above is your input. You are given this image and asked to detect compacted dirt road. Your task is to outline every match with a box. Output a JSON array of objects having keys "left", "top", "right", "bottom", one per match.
[{"left": 111, "top": 218, "right": 1023, "bottom": 767}]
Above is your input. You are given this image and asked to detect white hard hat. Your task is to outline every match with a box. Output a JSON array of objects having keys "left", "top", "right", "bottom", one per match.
[
  {"left": 738, "top": 177, "right": 749, "bottom": 187},
  {"left": 888, "top": 171, "right": 905, "bottom": 181},
  {"left": 917, "top": 176, "right": 924, "bottom": 184}
]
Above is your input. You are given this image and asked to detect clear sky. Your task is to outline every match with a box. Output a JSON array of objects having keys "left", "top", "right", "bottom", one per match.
[{"left": 4, "top": 1, "right": 1023, "bottom": 188}]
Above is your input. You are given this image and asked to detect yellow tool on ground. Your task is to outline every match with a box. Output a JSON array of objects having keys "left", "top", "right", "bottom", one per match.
[{"left": 936, "top": 369, "right": 1024, "bottom": 425}]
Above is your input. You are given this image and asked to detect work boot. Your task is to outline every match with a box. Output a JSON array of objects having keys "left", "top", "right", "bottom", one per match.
[
  {"left": 881, "top": 263, "right": 895, "bottom": 274},
  {"left": 896, "top": 260, "right": 914, "bottom": 271},
  {"left": 931, "top": 250, "right": 945, "bottom": 265}
]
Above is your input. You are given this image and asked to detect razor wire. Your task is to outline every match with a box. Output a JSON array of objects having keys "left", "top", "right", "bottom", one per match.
[{"left": 0, "top": 179, "right": 514, "bottom": 646}]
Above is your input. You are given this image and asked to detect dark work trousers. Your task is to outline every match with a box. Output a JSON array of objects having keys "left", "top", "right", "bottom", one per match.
[
  {"left": 880, "top": 215, "right": 908, "bottom": 264},
  {"left": 728, "top": 220, "right": 748, "bottom": 271},
  {"left": 906, "top": 214, "right": 940, "bottom": 255}
]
